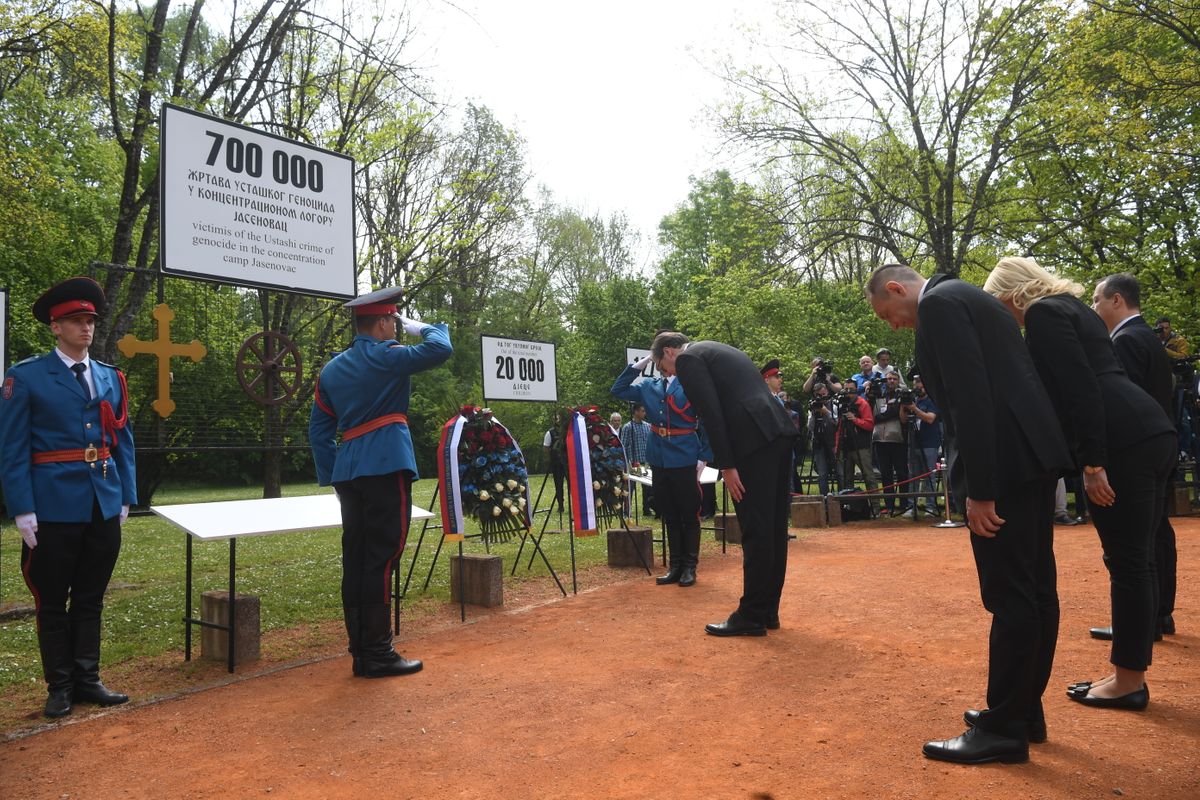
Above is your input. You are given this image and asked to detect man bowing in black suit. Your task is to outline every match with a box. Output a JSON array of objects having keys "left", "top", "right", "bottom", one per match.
[
  {"left": 866, "top": 265, "right": 1072, "bottom": 765},
  {"left": 1092, "top": 273, "right": 1178, "bottom": 640},
  {"left": 651, "top": 332, "right": 797, "bottom": 637}
]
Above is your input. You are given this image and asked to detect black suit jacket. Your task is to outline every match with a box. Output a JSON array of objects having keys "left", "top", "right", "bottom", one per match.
[
  {"left": 1112, "top": 314, "right": 1174, "bottom": 420},
  {"left": 915, "top": 274, "right": 1071, "bottom": 502},
  {"left": 1024, "top": 296, "right": 1175, "bottom": 468},
  {"left": 674, "top": 341, "right": 797, "bottom": 469}
]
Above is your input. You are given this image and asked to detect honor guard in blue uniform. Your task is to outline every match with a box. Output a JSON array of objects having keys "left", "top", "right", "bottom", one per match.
[
  {"left": 612, "top": 355, "right": 712, "bottom": 586},
  {"left": 0, "top": 277, "right": 136, "bottom": 718},
  {"left": 309, "top": 287, "right": 452, "bottom": 678}
]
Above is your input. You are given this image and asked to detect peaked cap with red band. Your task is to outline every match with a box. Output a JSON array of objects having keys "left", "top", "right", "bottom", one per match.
[
  {"left": 33, "top": 276, "right": 106, "bottom": 324},
  {"left": 760, "top": 358, "right": 781, "bottom": 378},
  {"left": 344, "top": 285, "right": 405, "bottom": 317}
]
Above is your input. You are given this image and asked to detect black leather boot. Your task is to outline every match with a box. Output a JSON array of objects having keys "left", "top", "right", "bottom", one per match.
[
  {"left": 344, "top": 606, "right": 364, "bottom": 676},
  {"left": 357, "top": 605, "right": 422, "bottom": 678},
  {"left": 657, "top": 523, "right": 683, "bottom": 584},
  {"left": 38, "top": 625, "right": 74, "bottom": 718},
  {"left": 678, "top": 525, "right": 701, "bottom": 587},
  {"left": 71, "top": 617, "right": 128, "bottom": 706}
]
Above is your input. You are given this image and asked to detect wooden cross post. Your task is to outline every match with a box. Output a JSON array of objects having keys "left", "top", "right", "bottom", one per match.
[{"left": 117, "top": 303, "right": 207, "bottom": 418}]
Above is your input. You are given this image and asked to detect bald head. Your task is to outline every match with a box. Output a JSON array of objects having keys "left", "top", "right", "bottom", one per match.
[{"left": 866, "top": 264, "right": 923, "bottom": 297}]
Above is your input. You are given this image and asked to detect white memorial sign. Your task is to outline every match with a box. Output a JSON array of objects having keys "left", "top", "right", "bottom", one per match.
[
  {"left": 160, "top": 103, "right": 355, "bottom": 298},
  {"left": 481, "top": 335, "right": 558, "bottom": 402},
  {"left": 624, "top": 347, "right": 659, "bottom": 385}
]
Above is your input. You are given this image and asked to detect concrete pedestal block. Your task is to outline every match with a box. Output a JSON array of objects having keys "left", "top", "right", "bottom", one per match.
[
  {"left": 1167, "top": 485, "right": 1192, "bottom": 517},
  {"left": 201, "top": 590, "right": 261, "bottom": 663},
  {"left": 450, "top": 553, "right": 504, "bottom": 607},
  {"left": 823, "top": 494, "right": 843, "bottom": 526},
  {"left": 790, "top": 497, "right": 825, "bottom": 528},
  {"left": 713, "top": 512, "right": 741, "bottom": 544},
  {"left": 607, "top": 526, "right": 653, "bottom": 567}
]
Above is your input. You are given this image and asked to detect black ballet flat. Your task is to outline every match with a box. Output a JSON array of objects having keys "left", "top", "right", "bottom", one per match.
[{"left": 1068, "top": 685, "right": 1149, "bottom": 711}]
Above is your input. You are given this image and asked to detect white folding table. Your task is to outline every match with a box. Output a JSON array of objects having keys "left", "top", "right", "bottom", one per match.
[{"left": 153, "top": 492, "right": 434, "bottom": 672}]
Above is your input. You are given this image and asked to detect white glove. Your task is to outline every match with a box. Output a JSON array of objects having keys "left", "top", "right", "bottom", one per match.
[
  {"left": 120, "top": 505, "right": 129, "bottom": 525},
  {"left": 398, "top": 316, "right": 426, "bottom": 337},
  {"left": 633, "top": 354, "right": 653, "bottom": 371},
  {"left": 16, "top": 512, "right": 37, "bottom": 548},
  {"left": 696, "top": 461, "right": 707, "bottom": 480}
]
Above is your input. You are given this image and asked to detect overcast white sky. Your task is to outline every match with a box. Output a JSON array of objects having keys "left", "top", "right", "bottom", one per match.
[{"left": 410, "top": 0, "right": 777, "bottom": 261}]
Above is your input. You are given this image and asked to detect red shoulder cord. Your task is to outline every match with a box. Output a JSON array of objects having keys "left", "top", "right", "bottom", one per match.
[{"left": 99, "top": 369, "right": 129, "bottom": 450}]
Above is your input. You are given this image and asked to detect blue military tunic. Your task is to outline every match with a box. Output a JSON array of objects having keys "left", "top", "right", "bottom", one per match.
[
  {"left": 0, "top": 352, "right": 137, "bottom": 523},
  {"left": 611, "top": 365, "right": 712, "bottom": 468},
  {"left": 309, "top": 324, "right": 452, "bottom": 486}
]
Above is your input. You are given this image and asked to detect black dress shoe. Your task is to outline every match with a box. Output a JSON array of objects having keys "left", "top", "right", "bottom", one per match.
[
  {"left": 963, "top": 709, "right": 1046, "bottom": 744},
  {"left": 656, "top": 568, "right": 682, "bottom": 586},
  {"left": 74, "top": 681, "right": 129, "bottom": 707},
  {"left": 765, "top": 618, "right": 780, "bottom": 630},
  {"left": 1068, "top": 685, "right": 1149, "bottom": 710},
  {"left": 922, "top": 727, "right": 1028, "bottom": 765},
  {"left": 359, "top": 653, "right": 423, "bottom": 678},
  {"left": 44, "top": 687, "right": 73, "bottom": 718},
  {"left": 705, "top": 615, "right": 767, "bottom": 637},
  {"left": 678, "top": 567, "right": 696, "bottom": 587}
]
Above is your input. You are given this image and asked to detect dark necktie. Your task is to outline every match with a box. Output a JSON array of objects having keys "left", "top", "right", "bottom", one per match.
[{"left": 71, "top": 362, "right": 91, "bottom": 401}]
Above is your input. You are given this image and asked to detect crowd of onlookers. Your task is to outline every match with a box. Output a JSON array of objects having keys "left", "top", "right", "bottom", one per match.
[{"left": 564, "top": 315, "right": 1197, "bottom": 525}]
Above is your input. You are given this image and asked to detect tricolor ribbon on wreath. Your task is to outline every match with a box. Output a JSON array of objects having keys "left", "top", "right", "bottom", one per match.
[
  {"left": 564, "top": 409, "right": 598, "bottom": 536},
  {"left": 437, "top": 406, "right": 533, "bottom": 543}
]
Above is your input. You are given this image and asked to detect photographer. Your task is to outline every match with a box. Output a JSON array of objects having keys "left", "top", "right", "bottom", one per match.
[
  {"left": 802, "top": 356, "right": 844, "bottom": 395},
  {"left": 808, "top": 383, "right": 838, "bottom": 495},
  {"left": 871, "top": 371, "right": 911, "bottom": 516},
  {"left": 1156, "top": 316, "right": 1196, "bottom": 458},
  {"left": 901, "top": 374, "right": 942, "bottom": 517},
  {"left": 834, "top": 386, "right": 878, "bottom": 500},
  {"left": 850, "top": 355, "right": 875, "bottom": 395},
  {"left": 872, "top": 347, "right": 907, "bottom": 388}
]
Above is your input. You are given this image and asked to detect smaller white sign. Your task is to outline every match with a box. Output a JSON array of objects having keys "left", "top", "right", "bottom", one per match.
[
  {"left": 481, "top": 335, "right": 558, "bottom": 402},
  {"left": 625, "top": 347, "right": 659, "bottom": 385}
]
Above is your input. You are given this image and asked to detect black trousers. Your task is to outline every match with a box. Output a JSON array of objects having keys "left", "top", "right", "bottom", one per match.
[
  {"left": 873, "top": 441, "right": 910, "bottom": 512},
  {"left": 652, "top": 464, "right": 702, "bottom": 568},
  {"left": 21, "top": 499, "right": 121, "bottom": 641},
  {"left": 1156, "top": 477, "right": 1177, "bottom": 622},
  {"left": 732, "top": 437, "right": 794, "bottom": 625},
  {"left": 970, "top": 475, "right": 1058, "bottom": 741},
  {"left": 1089, "top": 432, "right": 1177, "bottom": 671},
  {"left": 335, "top": 471, "right": 412, "bottom": 610}
]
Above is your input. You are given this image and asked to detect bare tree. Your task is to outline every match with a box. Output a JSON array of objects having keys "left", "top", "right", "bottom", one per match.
[{"left": 723, "top": 0, "right": 1055, "bottom": 276}]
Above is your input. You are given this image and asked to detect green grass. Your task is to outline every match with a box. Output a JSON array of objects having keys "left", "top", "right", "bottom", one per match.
[{"left": 0, "top": 474, "right": 610, "bottom": 692}]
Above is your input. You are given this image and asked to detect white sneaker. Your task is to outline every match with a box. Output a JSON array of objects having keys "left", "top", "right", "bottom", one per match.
[{"left": 900, "top": 508, "right": 916, "bottom": 519}]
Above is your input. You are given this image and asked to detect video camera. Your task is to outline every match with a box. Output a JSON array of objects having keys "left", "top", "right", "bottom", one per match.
[
  {"left": 813, "top": 357, "right": 833, "bottom": 381},
  {"left": 898, "top": 388, "right": 914, "bottom": 405},
  {"left": 836, "top": 387, "right": 859, "bottom": 416}
]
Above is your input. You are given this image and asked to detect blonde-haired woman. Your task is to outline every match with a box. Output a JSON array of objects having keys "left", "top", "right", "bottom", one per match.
[{"left": 984, "top": 256, "right": 1176, "bottom": 710}]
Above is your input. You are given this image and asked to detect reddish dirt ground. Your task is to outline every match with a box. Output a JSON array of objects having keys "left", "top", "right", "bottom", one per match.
[{"left": 2, "top": 517, "right": 1198, "bottom": 799}]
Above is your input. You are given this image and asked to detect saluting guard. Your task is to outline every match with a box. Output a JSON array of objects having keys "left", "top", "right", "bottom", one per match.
[
  {"left": 309, "top": 287, "right": 452, "bottom": 678},
  {"left": 0, "top": 277, "right": 136, "bottom": 718},
  {"left": 612, "top": 354, "right": 712, "bottom": 587}
]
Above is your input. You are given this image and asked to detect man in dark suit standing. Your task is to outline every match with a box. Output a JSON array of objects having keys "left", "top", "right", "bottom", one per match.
[
  {"left": 866, "top": 265, "right": 1071, "bottom": 765},
  {"left": 1092, "top": 273, "right": 1178, "bottom": 639},
  {"left": 651, "top": 332, "right": 797, "bottom": 636}
]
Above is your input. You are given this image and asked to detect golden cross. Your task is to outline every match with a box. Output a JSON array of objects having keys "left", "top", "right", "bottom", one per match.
[{"left": 117, "top": 303, "right": 207, "bottom": 418}]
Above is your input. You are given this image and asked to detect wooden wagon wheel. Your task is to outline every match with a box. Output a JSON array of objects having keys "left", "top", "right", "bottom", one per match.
[{"left": 236, "top": 331, "right": 303, "bottom": 406}]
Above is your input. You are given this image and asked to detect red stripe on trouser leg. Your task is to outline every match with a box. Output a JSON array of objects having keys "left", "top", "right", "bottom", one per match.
[
  {"left": 21, "top": 548, "right": 42, "bottom": 632},
  {"left": 382, "top": 474, "right": 412, "bottom": 601}
]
